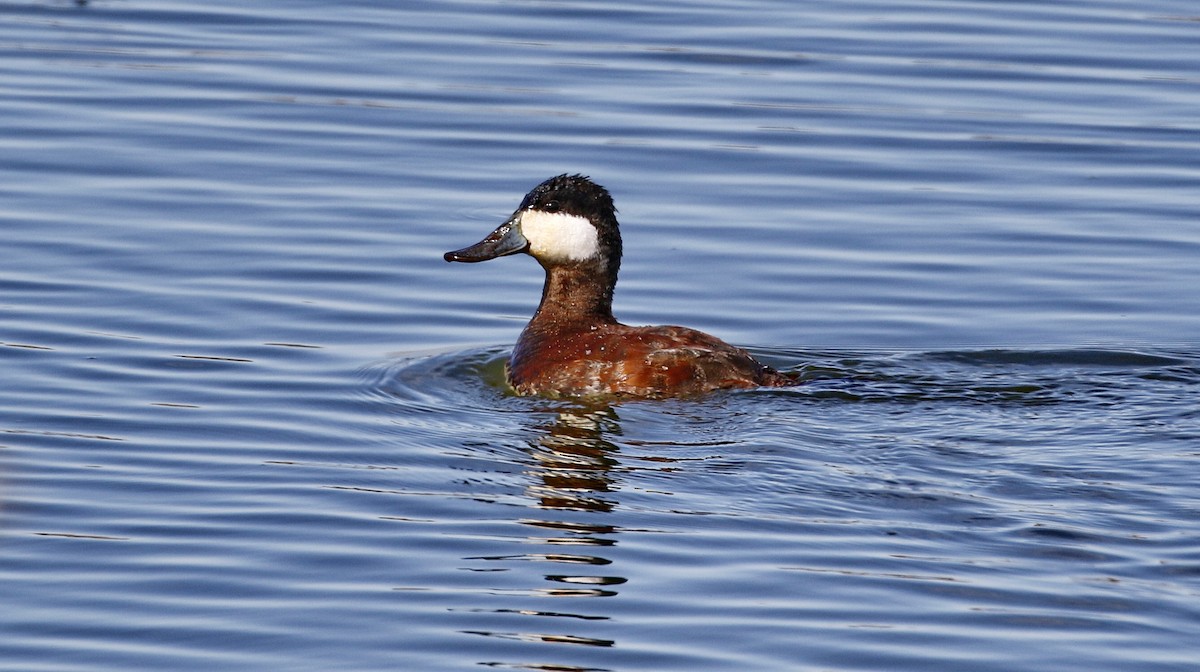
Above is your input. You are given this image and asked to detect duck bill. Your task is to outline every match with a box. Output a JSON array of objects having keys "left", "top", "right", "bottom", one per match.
[{"left": 444, "top": 215, "right": 529, "bottom": 263}]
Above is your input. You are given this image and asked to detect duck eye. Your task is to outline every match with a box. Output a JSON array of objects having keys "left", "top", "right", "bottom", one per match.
[{"left": 542, "top": 200, "right": 561, "bottom": 213}]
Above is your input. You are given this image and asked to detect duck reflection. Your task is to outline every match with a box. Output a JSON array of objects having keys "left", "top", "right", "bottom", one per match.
[
  {"left": 465, "top": 403, "right": 629, "bottom": 667},
  {"left": 524, "top": 404, "right": 622, "bottom": 512}
]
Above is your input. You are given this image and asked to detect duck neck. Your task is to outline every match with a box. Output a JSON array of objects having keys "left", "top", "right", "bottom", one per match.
[{"left": 531, "top": 261, "right": 618, "bottom": 327}]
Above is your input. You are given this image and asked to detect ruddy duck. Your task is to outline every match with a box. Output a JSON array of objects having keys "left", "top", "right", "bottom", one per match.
[{"left": 445, "top": 174, "right": 793, "bottom": 398}]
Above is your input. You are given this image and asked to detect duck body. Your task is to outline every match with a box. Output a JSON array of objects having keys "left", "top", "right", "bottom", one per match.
[
  {"left": 445, "top": 174, "right": 792, "bottom": 399},
  {"left": 509, "top": 321, "right": 790, "bottom": 398}
]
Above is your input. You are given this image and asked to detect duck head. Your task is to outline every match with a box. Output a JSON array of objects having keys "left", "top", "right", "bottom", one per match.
[{"left": 444, "top": 174, "right": 622, "bottom": 274}]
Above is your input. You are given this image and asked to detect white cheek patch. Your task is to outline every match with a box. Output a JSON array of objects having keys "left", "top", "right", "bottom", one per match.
[{"left": 520, "top": 210, "right": 601, "bottom": 262}]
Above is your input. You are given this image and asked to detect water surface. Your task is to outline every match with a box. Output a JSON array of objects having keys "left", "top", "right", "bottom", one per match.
[{"left": 2, "top": 1, "right": 1199, "bottom": 670}]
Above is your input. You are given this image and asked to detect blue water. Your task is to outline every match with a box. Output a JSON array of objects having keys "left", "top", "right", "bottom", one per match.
[{"left": 2, "top": 1, "right": 1199, "bottom": 670}]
